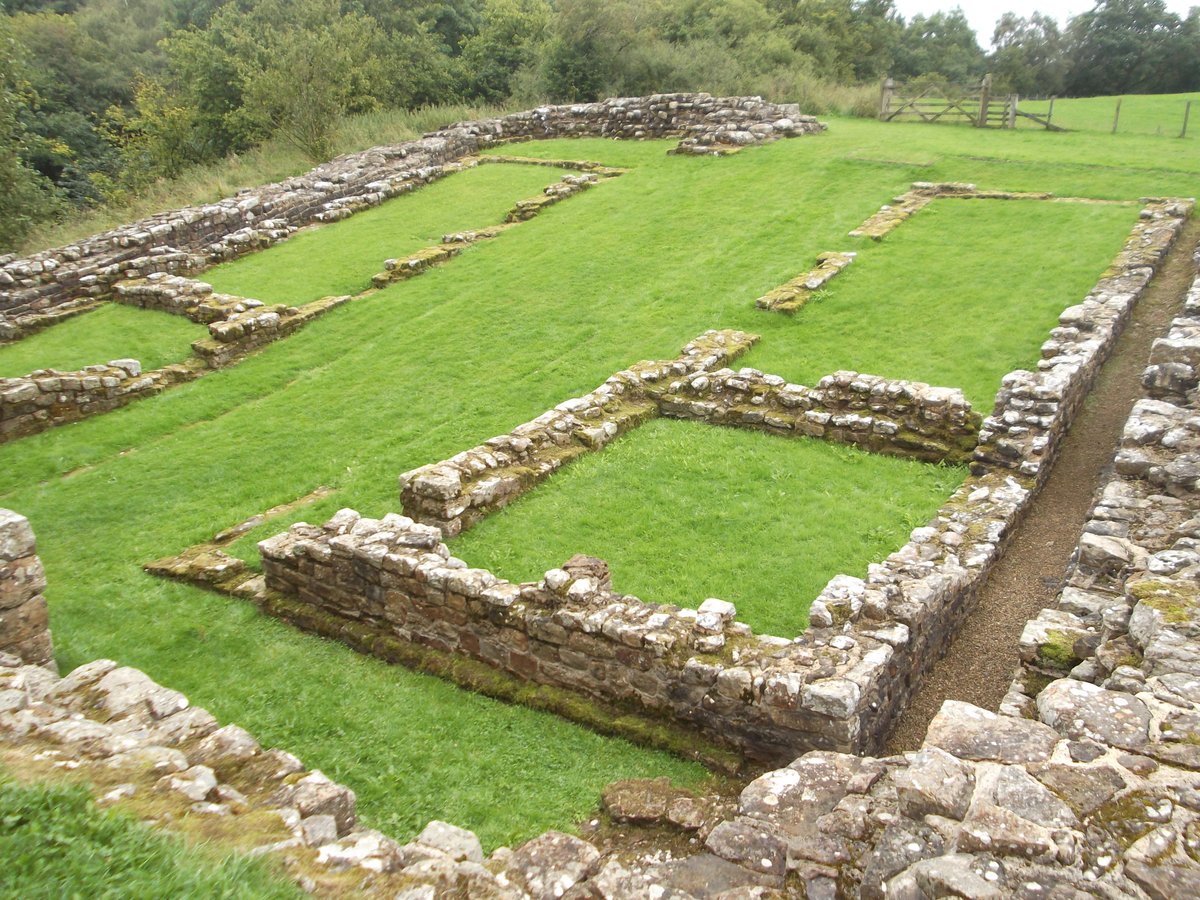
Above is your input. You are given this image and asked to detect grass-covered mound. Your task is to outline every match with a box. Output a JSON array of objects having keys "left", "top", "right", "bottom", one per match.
[
  {"left": 0, "top": 304, "right": 205, "bottom": 379},
  {"left": 0, "top": 121, "right": 1194, "bottom": 846},
  {"left": 451, "top": 419, "right": 966, "bottom": 638}
]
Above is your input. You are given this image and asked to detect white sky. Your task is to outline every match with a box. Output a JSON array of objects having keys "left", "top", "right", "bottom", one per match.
[{"left": 892, "top": 0, "right": 1199, "bottom": 48}]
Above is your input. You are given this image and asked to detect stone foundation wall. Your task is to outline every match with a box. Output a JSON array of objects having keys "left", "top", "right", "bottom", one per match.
[
  {"left": 479, "top": 93, "right": 822, "bottom": 152},
  {"left": 15, "top": 481, "right": 1200, "bottom": 898},
  {"left": 1009, "top": 253, "right": 1200, "bottom": 744},
  {"left": 399, "top": 330, "right": 758, "bottom": 537},
  {"left": 247, "top": 203, "right": 1195, "bottom": 764},
  {"left": 973, "top": 198, "right": 1192, "bottom": 486},
  {"left": 0, "top": 94, "right": 822, "bottom": 321},
  {"left": 656, "top": 368, "right": 981, "bottom": 464},
  {"left": 260, "top": 511, "right": 879, "bottom": 762},
  {"left": 0, "top": 510, "right": 53, "bottom": 669},
  {"left": 0, "top": 359, "right": 198, "bottom": 442},
  {"left": 1143, "top": 247, "right": 1200, "bottom": 403}
]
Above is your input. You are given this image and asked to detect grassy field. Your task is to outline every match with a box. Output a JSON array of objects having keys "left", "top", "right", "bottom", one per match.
[
  {"left": 205, "top": 163, "right": 573, "bottom": 305},
  {"left": 451, "top": 419, "right": 966, "bottom": 638},
  {"left": 0, "top": 304, "right": 204, "bottom": 378},
  {"left": 1018, "top": 91, "right": 1199, "bottom": 137},
  {"left": 0, "top": 118, "right": 1196, "bottom": 848},
  {"left": 0, "top": 773, "right": 299, "bottom": 898}
]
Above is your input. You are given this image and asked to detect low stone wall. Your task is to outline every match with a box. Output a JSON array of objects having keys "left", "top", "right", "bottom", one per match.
[
  {"left": 114, "top": 273, "right": 350, "bottom": 359},
  {"left": 261, "top": 520, "right": 865, "bottom": 762},
  {"left": 0, "top": 655, "right": 618, "bottom": 898},
  {"left": 754, "top": 251, "right": 855, "bottom": 313},
  {"left": 849, "top": 181, "right": 1054, "bottom": 240},
  {"left": 0, "top": 359, "right": 199, "bottom": 441},
  {"left": 0, "top": 298, "right": 101, "bottom": 343},
  {"left": 399, "top": 330, "right": 758, "bottom": 537},
  {"left": 973, "top": 198, "right": 1192, "bottom": 486},
  {"left": 0, "top": 510, "right": 53, "bottom": 669},
  {"left": 633, "top": 693, "right": 1200, "bottom": 898},
  {"left": 479, "top": 93, "right": 822, "bottom": 153},
  {"left": 1143, "top": 247, "right": 1200, "bottom": 402},
  {"left": 0, "top": 94, "right": 823, "bottom": 321},
  {"left": 397, "top": 333, "right": 978, "bottom": 539},
  {"left": 1009, "top": 256, "right": 1200, "bottom": 743},
  {"left": 657, "top": 368, "right": 981, "bottom": 464}
]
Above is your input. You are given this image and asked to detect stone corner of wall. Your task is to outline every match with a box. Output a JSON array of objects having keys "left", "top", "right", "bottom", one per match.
[{"left": 0, "top": 508, "right": 54, "bottom": 671}]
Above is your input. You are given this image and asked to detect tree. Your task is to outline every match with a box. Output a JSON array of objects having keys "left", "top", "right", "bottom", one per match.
[
  {"left": 7, "top": 11, "right": 123, "bottom": 202},
  {"left": 1064, "top": 0, "right": 1200, "bottom": 96},
  {"left": 892, "top": 9, "right": 985, "bottom": 84},
  {"left": 0, "top": 16, "right": 64, "bottom": 250},
  {"left": 990, "top": 12, "right": 1067, "bottom": 96},
  {"left": 458, "top": 0, "right": 551, "bottom": 102},
  {"left": 770, "top": 0, "right": 902, "bottom": 81}
]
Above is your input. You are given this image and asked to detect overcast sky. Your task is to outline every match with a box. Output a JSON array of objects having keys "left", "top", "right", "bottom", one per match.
[{"left": 892, "top": 0, "right": 1199, "bottom": 47}]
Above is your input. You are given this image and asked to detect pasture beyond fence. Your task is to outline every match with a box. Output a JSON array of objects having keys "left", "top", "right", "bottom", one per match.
[{"left": 881, "top": 77, "right": 1195, "bottom": 138}]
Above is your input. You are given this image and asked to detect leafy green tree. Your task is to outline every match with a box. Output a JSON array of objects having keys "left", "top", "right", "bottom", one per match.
[
  {"left": 892, "top": 9, "right": 985, "bottom": 84},
  {"left": 990, "top": 12, "right": 1067, "bottom": 96},
  {"left": 2, "top": 0, "right": 85, "bottom": 12},
  {"left": 7, "top": 11, "right": 122, "bottom": 202},
  {"left": 458, "top": 0, "right": 551, "bottom": 101},
  {"left": 1064, "top": 0, "right": 1200, "bottom": 95},
  {"left": 0, "top": 16, "right": 64, "bottom": 250},
  {"left": 770, "top": 0, "right": 901, "bottom": 81}
]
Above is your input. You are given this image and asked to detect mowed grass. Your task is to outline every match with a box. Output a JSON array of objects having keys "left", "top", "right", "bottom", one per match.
[
  {"left": 1018, "top": 91, "right": 1199, "bottom": 138},
  {"left": 737, "top": 198, "right": 1139, "bottom": 407},
  {"left": 0, "top": 774, "right": 299, "bottom": 899},
  {"left": 0, "top": 304, "right": 204, "bottom": 378},
  {"left": 204, "top": 163, "right": 573, "bottom": 305},
  {"left": 451, "top": 419, "right": 966, "bottom": 638},
  {"left": 0, "top": 121, "right": 1194, "bottom": 847}
]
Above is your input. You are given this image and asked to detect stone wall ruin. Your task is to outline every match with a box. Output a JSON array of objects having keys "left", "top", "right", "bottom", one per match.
[
  {"left": 0, "top": 509, "right": 54, "bottom": 669},
  {"left": 0, "top": 94, "right": 821, "bottom": 323},
  {"left": 0, "top": 166, "right": 618, "bottom": 441}
]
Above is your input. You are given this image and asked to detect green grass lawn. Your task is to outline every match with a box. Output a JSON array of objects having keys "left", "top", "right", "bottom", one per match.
[
  {"left": 0, "top": 120, "right": 1194, "bottom": 848},
  {"left": 204, "top": 162, "right": 573, "bottom": 305},
  {"left": 0, "top": 774, "right": 299, "bottom": 899},
  {"left": 450, "top": 419, "right": 965, "bottom": 638},
  {"left": 0, "top": 304, "right": 205, "bottom": 378},
  {"left": 737, "top": 197, "right": 1137, "bottom": 407},
  {"left": 1018, "top": 91, "right": 1199, "bottom": 138}
]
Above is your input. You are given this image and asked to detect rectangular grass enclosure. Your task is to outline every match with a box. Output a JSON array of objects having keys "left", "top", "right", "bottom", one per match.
[{"left": 450, "top": 418, "right": 967, "bottom": 638}]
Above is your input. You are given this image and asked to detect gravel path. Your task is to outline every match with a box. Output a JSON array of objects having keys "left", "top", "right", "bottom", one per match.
[{"left": 886, "top": 217, "right": 1200, "bottom": 753}]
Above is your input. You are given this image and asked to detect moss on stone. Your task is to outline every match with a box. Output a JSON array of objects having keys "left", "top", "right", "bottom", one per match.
[
  {"left": 1131, "top": 580, "right": 1198, "bottom": 625},
  {"left": 1038, "top": 628, "right": 1081, "bottom": 671}
]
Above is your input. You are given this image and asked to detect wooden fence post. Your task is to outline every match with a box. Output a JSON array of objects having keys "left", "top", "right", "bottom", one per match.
[
  {"left": 1047, "top": 97, "right": 1055, "bottom": 130},
  {"left": 1112, "top": 98, "right": 1122, "bottom": 134},
  {"left": 1183, "top": 101, "right": 1192, "bottom": 139},
  {"left": 879, "top": 77, "right": 894, "bottom": 121},
  {"left": 977, "top": 74, "right": 991, "bottom": 128},
  {"left": 1008, "top": 94, "right": 1018, "bottom": 129}
]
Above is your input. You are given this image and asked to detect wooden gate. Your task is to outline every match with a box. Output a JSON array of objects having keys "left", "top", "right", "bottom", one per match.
[{"left": 880, "top": 75, "right": 1015, "bottom": 128}]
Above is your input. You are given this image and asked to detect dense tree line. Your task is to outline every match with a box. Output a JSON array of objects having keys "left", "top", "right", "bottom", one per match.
[{"left": 1, "top": 0, "right": 1198, "bottom": 251}]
